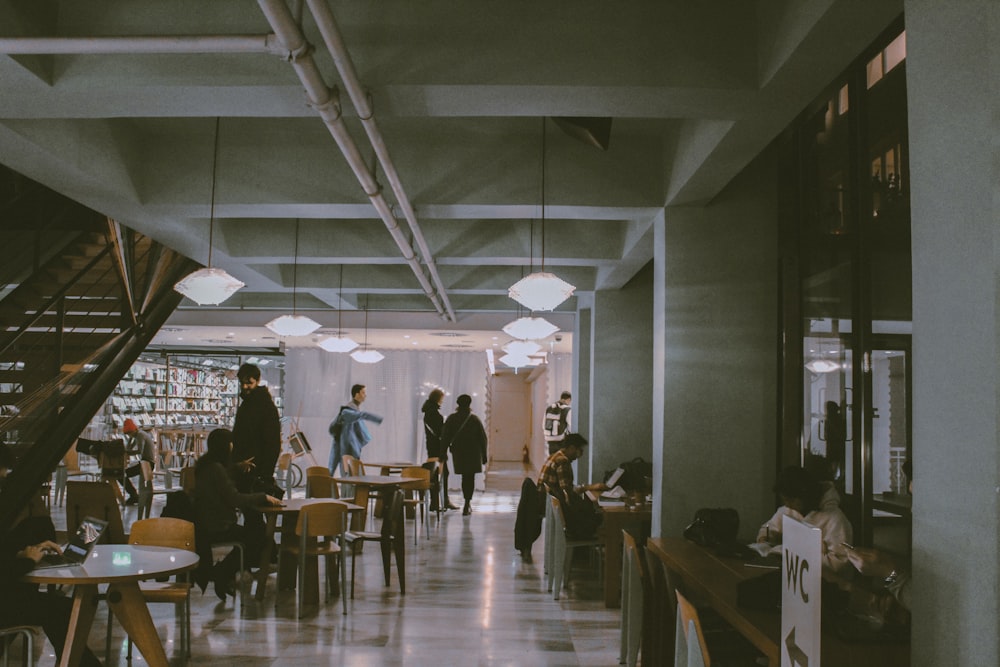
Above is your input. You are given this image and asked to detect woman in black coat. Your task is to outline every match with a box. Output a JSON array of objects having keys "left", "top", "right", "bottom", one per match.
[
  {"left": 421, "top": 388, "right": 458, "bottom": 511},
  {"left": 440, "top": 394, "right": 488, "bottom": 515},
  {"left": 193, "top": 428, "right": 282, "bottom": 599}
]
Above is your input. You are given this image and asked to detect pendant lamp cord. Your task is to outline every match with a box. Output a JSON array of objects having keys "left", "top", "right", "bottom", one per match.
[
  {"left": 292, "top": 218, "right": 300, "bottom": 314},
  {"left": 207, "top": 117, "right": 221, "bottom": 268},
  {"left": 540, "top": 117, "right": 547, "bottom": 273},
  {"left": 337, "top": 264, "right": 344, "bottom": 334}
]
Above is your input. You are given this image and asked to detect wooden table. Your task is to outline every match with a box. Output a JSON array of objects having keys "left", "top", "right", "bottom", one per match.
[
  {"left": 254, "top": 498, "right": 362, "bottom": 602},
  {"left": 646, "top": 536, "right": 910, "bottom": 666},
  {"left": 24, "top": 544, "right": 199, "bottom": 667},
  {"left": 595, "top": 500, "right": 651, "bottom": 608},
  {"left": 333, "top": 474, "right": 417, "bottom": 530},
  {"left": 361, "top": 461, "right": 419, "bottom": 475}
]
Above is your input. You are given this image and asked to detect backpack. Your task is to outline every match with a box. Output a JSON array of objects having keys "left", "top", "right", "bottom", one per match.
[
  {"left": 544, "top": 402, "right": 568, "bottom": 438},
  {"left": 329, "top": 405, "right": 350, "bottom": 442}
]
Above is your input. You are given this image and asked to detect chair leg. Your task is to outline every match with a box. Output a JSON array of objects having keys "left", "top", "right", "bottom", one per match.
[
  {"left": 349, "top": 546, "right": 358, "bottom": 599},
  {"left": 340, "top": 549, "right": 348, "bottom": 615},
  {"left": 380, "top": 538, "right": 393, "bottom": 586},
  {"left": 393, "top": 538, "right": 406, "bottom": 595}
]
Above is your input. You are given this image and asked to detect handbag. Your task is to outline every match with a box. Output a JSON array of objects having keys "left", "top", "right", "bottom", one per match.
[{"left": 683, "top": 507, "right": 739, "bottom": 548}]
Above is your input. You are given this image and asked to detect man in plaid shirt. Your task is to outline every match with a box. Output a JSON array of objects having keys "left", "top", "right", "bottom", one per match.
[{"left": 537, "top": 433, "right": 606, "bottom": 505}]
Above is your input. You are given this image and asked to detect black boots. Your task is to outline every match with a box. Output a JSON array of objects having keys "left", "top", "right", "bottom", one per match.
[{"left": 462, "top": 500, "right": 472, "bottom": 515}]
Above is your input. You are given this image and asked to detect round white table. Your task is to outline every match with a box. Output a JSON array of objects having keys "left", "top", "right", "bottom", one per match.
[{"left": 24, "top": 544, "right": 199, "bottom": 667}]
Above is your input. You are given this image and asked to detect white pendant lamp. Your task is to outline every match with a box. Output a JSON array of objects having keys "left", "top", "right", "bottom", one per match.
[
  {"left": 318, "top": 264, "right": 359, "bottom": 352},
  {"left": 503, "top": 316, "right": 559, "bottom": 341},
  {"left": 174, "top": 117, "right": 245, "bottom": 305},
  {"left": 503, "top": 340, "right": 542, "bottom": 356},
  {"left": 349, "top": 297, "right": 383, "bottom": 364},
  {"left": 266, "top": 219, "right": 320, "bottom": 337},
  {"left": 508, "top": 118, "right": 575, "bottom": 312}
]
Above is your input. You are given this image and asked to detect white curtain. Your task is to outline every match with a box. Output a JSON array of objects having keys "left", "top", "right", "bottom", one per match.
[{"left": 282, "top": 348, "right": 489, "bottom": 470}]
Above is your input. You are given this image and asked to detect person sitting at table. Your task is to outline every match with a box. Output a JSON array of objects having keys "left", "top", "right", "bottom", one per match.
[
  {"left": 535, "top": 433, "right": 607, "bottom": 544},
  {"left": 193, "top": 428, "right": 282, "bottom": 600},
  {"left": 0, "top": 444, "right": 104, "bottom": 666},
  {"left": 756, "top": 464, "right": 853, "bottom": 576}
]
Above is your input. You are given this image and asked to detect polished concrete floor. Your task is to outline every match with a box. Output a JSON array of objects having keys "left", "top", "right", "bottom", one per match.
[{"left": 41, "top": 462, "right": 621, "bottom": 666}]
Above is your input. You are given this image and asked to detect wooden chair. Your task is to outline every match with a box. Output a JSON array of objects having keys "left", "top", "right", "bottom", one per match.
[
  {"left": 620, "top": 531, "right": 650, "bottom": 667},
  {"left": 344, "top": 489, "right": 406, "bottom": 598},
  {"left": 0, "top": 625, "right": 36, "bottom": 667},
  {"left": 400, "top": 466, "right": 432, "bottom": 543},
  {"left": 106, "top": 518, "right": 196, "bottom": 660},
  {"left": 306, "top": 469, "right": 338, "bottom": 499},
  {"left": 65, "top": 480, "right": 126, "bottom": 544},
  {"left": 674, "top": 589, "right": 711, "bottom": 667},
  {"left": 548, "top": 495, "right": 602, "bottom": 600},
  {"left": 276, "top": 500, "right": 349, "bottom": 617}
]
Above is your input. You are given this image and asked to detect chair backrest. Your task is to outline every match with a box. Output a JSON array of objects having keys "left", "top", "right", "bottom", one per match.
[
  {"left": 400, "top": 466, "right": 431, "bottom": 491},
  {"left": 277, "top": 452, "right": 292, "bottom": 472},
  {"left": 382, "top": 489, "right": 405, "bottom": 540},
  {"left": 129, "top": 517, "right": 196, "bottom": 551},
  {"left": 306, "top": 465, "right": 328, "bottom": 477},
  {"left": 295, "top": 500, "right": 349, "bottom": 539},
  {"left": 65, "top": 480, "right": 125, "bottom": 543},
  {"left": 674, "top": 589, "right": 711, "bottom": 667},
  {"left": 341, "top": 455, "right": 363, "bottom": 476},
  {"left": 306, "top": 473, "right": 335, "bottom": 499},
  {"left": 623, "top": 531, "right": 649, "bottom": 585},
  {"left": 99, "top": 439, "right": 127, "bottom": 479}
]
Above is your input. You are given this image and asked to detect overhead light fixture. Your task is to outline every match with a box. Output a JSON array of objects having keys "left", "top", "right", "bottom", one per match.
[
  {"left": 503, "top": 340, "right": 542, "bottom": 356},
  {"left": 266, "top": 219, "right": 320, "bottom": 337},
  {"left": 805, "top": 359, "right": 840, "bottom": 373},
  {"left": 319, "top": 264, "right": 358, "bottom": 353},
  {"left": 503, "top": 316, "right": 559, "bottom": 341},
  {"left": 498, "top": 353, "right": 532, "bottom": 369},
  {"left": 174, "top": 117, "right": 245, "bottom": 305},
  {"left": 349, "top": 296, "right": 383, "bottom": 364},
  {"left": 507, "top": 118, "right": 575, "bottom": 312}
]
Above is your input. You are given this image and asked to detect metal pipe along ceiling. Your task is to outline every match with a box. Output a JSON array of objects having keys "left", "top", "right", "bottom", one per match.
[
  {"left": 0, "top": 9, "right": 455, "bottom": 321},
  {"left": 257, "top": 0, "right": 454, "bottom": 321},
  {"left": 304, "top": 0, "right": 456, "bottom": 322}
]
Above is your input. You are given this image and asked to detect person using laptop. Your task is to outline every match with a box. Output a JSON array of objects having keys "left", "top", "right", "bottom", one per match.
[{"left": 0, "top": 444, "right": 104, "bottom": 666}]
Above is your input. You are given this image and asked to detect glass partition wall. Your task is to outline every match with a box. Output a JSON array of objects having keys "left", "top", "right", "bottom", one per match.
[{"left": 780, "top": 20, "right": 911, "bottom": 554}]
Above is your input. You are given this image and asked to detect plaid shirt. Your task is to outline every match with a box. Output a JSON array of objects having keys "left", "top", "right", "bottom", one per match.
[{"left": 537, "top": 449, "right": 575, "bottom": 505}]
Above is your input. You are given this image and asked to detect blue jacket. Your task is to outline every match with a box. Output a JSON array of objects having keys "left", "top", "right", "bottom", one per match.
[{"left": 328, "top": 403, "right": 383, "bottom": 474}]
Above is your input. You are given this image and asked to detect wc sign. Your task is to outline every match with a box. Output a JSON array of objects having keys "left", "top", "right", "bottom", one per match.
[{"left": 781, "top": 516, "right": 822, "bottom": 667}]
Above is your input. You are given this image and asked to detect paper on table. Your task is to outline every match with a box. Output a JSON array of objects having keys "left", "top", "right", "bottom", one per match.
[
  {"left": 600, "top": 485, "right": 626, "bottom": 499},
  {"left": 748, "top": 542, "right": 782, "bottom": 557}
]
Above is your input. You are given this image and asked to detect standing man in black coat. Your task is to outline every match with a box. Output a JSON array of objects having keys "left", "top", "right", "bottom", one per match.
[
  {"left": 231, "top": 363, "right": 281, "bottom": 541},
  {"left": 441, "top": 394, "right": 488, "bottom": 516}
]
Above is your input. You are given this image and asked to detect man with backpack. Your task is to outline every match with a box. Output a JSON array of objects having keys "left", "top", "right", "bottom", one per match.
[{"left": 543, "top": 391, "right": 572, "bottom": 455}]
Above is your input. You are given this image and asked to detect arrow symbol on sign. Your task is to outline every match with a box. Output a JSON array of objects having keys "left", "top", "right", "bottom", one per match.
[{"left": 785, "top": 627, "right": 809, "bottom": 667}]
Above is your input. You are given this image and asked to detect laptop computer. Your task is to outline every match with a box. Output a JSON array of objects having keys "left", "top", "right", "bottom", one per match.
[{"left": 33, "top": 515, "right": 109, "bottom": 569}]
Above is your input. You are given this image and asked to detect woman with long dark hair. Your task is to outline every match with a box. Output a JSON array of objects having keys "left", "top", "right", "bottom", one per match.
[
  {"left": 421, "top": 388, "right": 457, "bottom": 511},
  {"left": 194, "top": 428, "right": 282, "bottom": 599}
]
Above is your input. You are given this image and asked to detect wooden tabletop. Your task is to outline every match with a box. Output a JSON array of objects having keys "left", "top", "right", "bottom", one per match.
[
  {"left": 646, "top": 537, "right": 909, "bottom": 666},
  {"left": 333, "top": 474, "right": 412, "bottom": 487},
  {"left": 258, "top": 497, "right": 362, "bottom": 513}
]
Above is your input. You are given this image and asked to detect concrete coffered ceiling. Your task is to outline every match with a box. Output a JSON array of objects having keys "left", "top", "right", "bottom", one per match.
[{"left": 0, "top": 1, "right": 903, "bottom": 354}]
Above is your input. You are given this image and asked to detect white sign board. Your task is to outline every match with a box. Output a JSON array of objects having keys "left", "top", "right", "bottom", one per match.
[{"left": 781, "top": 515, "right": 822, "bottom": 667}]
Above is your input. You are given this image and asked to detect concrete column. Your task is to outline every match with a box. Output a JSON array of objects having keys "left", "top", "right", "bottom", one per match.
[{"left": 905, "top": 1, "right": 999, "bottom": 663}]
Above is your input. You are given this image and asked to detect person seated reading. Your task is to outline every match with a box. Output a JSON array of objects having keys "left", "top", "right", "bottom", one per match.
[{"left": 756, "top": 464, "right": 853, "bottom": 577}]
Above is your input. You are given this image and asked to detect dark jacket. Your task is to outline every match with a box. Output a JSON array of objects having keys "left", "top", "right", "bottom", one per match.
[
  {"left": 514, "top": 477, "right": 542, "bottom": 551},
  {"left": 193, "top": 460, "right": 268, "bottom": 536},
  {"left": 421, "top": 399, "right": 445, "bottom": 459},
  {"left": 231, "top": 385, "right": 281, "bottom": 486},
  {"left": 442, "top": 407, "right": 487, "bottom": 475}
]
